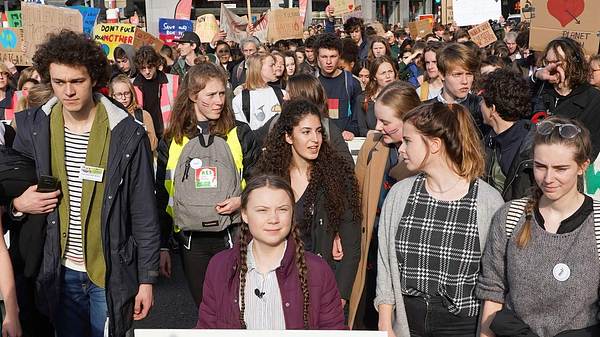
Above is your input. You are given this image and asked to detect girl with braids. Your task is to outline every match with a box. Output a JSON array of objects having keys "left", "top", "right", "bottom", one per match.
[
  {"left": 478, "top": 116, "right": 600, "bottom": 337},
  {"left": 196, "top": 174, "right": 346, "bottom": 329},
  {"left": 255, "top": 99, "right": 361, "bottom": 311},
  {"left": 376, "top": 102, "right": 503, "bottom": 337}
]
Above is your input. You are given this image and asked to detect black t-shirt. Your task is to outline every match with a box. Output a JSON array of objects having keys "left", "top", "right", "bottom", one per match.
[{"left": 535, "top": 195, "right": 593, "bottom": 234}]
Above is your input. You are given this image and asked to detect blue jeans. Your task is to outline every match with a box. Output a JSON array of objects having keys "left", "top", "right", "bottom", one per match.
[{"left": 56, "top": 267, "right": 108, "bottom": 337}]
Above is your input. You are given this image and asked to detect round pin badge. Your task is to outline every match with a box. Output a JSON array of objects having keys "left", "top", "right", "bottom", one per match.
[
  {"left": 553, "top": 263, "right": 570, "bottom": 282},
  {"left": 190, "top": 158, "right": 203, "bottom": 170}
]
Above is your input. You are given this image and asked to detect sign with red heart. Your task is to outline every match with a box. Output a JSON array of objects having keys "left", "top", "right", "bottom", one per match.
[
  {"left": 330, "top": 0, "right": 355, "bottom": 16},
  {"left": 530, "top": 0, "right": 599, "bottom": 55}
]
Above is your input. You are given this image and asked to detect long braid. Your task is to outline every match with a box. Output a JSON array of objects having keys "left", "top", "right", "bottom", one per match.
[
  {"left": 516, "top": 187, "right": 542, "bottom": 248},
  {"left": 238, "top": 223, "right": 250, "bottom": 329},
  {"left": 291, "top": 225, "right": 310, "bottom": 329}
]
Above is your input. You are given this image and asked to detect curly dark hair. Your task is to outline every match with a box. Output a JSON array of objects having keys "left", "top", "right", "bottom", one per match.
[
  {"left": 343, "top": 17, "right": 365, "bottom": 35},
  {"left": 315, "top": 33, "right": 342, "bottom": 56},
  {"left": 480, "top": 68, "right": 531, "bottom": 121},
  {"left": 32, "top": 29, "right": 110, "bottom": 89},
  {"left": 255, "top": 99, "right": 361, "bottom": 234},
  {"left": 134, "top": 45, "right": 162, "bottom": 68}
]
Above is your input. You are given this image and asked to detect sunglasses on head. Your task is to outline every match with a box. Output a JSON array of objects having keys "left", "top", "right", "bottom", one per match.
[{"left": 536, "top": 120, "right": 581, "bottom": 139}]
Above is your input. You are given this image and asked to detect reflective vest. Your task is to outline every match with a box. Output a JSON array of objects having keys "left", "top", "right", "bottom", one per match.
[
  {"left": 134, "top": 73, "right": 179, "bottom": 127},
  {"left": 164, "top": 127, "right": 245, "bottom": 231}
]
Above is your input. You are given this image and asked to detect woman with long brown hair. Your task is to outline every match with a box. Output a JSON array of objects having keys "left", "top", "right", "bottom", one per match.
[
  {"left": 376, "top": 102, "right": 504, "bottom": 337},
  {"left": 357, "top": 56, "right": 397, "bottom": 136},
  {"left": 155, "top": 62, "right": 260, "bottom": 308},
  {"left": 255, "top": 99, "right": 361, "bottom": 313},
  {"left": 196, "top": 174, "right": 346, "bottom": 329},
  {"left": 478, "top": 116, "right": 600, "bottom": 337}
]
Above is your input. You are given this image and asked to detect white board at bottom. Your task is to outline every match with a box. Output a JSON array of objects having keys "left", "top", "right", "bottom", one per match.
[{"left": 135, "top": 330, "right": 387, "bottom": 337}]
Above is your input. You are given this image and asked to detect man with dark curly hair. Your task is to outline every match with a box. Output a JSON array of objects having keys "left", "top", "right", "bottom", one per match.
[
  {"left": 343, "top": 17, "right": 368, "bottom": 61},
  {"left": 11, "top": 30, "right": 160, "bottom": 337},
  {"left": 480, "top": 68, "right": 535, "bottom": 200},
  {"left": 132, "top": 45, "right": 179, "bottom": 140}
]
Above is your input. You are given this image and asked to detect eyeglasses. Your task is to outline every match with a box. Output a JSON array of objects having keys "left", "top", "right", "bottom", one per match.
[
  {"left": 113, "top": 92, "right": 132, "bottom": 99},
  {"left": 536, "top": 120, "right": 581, "bottom": 139}
]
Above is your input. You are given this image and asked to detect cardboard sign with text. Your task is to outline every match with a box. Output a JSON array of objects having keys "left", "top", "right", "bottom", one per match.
[
  {"left": 195, "top": 14, "right": 220, "bottom": 43},
  {"left": 22, "top": 3, "right": 83, "bottom": 63},
  {"left": 408, "top": 20, "right": 431, "bottom": 39},
  {"left": 468, "top": 21, "right": 498, "bottom": 48},
  {"left": 530, "top": 0, "right": 600, "bottom": 55},
  {"left": 329, "top": 0, "right": 355, "bottom": 16},
  {"left": 0, "top": 28, "right": 29, "bottom": 66},
  {"left": 159, "top": 18, "right": 193, "bottom": 46},
  {"left": 73, "top": 6, "right": 101, "bottom": 36},
  {"left": 93, "top": 23, "right": 136, "bottom": 60},
  {"left": 267, "top": 8, "right": 303, "bottom": 43},
  {"left": 441, "top": 0, "right": 453, "bottom": 25},
  {"left": 453, "top": 0, "right": 501, "bottom": 26},
  {"left": 133, "top": 28, "right": 164, "bottom": 53}
]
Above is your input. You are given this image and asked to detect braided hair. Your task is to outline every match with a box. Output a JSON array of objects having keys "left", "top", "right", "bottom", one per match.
[{"left": 237, "top": 174, "right": 311, "bottom": 329}]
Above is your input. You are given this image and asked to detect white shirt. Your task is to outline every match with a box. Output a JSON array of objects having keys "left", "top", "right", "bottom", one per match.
[{"left": 232, "top": 87, "right": 285, "bottom": 130}]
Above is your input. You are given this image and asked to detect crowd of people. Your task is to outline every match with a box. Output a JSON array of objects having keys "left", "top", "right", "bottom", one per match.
[{"left": 1, "top": 7, "right": 600, "bottom": 337}]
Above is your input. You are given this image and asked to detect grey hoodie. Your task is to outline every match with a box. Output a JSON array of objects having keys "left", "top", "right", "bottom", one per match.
[{"left": 111, "top": 43, "right": 137, "bottom": 78}]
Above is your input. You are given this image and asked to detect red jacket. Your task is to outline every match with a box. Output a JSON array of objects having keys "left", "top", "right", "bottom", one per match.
[{"left": 196, "top": 237, "right": 347, "bottom": 330}]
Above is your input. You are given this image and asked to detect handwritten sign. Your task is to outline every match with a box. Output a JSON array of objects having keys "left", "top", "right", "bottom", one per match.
[
  {"left": 158, "top": 18, "right": 193, "bottom": 46},
  {"left": 195, "top": 14, "right": 219, "bottom": 44},
  {"left": 529, "top": 0, "right": 600, "bottom": 55},
  {"left": 7, "top": 11, "right": 21, "bottom": 28},
  {"left": 441, "top": 0, "right": 453, "bottom": 25},
  {"left": 0, "top": 28, "right": 29, "bottom": 66},
  {"left": 329, "top": 0, "right": 355, "bottom": 16},
  {"left": 73, "top": 6, "right": 101, "bottom": 36},
  {"left": 93, "top": 23, "right": 136, "bottom": 60},
  {"left": 22, "top": 3, "right": 83, "bottom": 63},
  {"left": 408, "top": 20, "right": 431, "bottom": 39},
  {"left": 453, "top": 0, "right": 501, "bottom": 26},
  {"left": 133, "top": 28, "right": 164, "bottom": 52},
  {"left": 468, "top": 21, "right": 498, "bottom": 48},
  {"left": 267, "top": 8, "right": 303, "bottom": 43}
]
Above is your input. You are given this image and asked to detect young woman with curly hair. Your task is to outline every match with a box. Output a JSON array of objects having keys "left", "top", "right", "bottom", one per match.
[
  {"left": 255, "top": 99, "right": 361, "bottom": 311},
  {"left": 196, "top": 174, "right": 346, "bottom": 329},
  {"left": 478, "top": 117, "right": 599, "bottom": 337}
]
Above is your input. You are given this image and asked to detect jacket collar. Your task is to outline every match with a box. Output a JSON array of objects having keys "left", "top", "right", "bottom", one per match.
[
  {"left": 41, "top": 94, "right": 129, "bottom": 131},
  {"left": 133, "top": 71, "right": 168, "bottom": 86},
  {"left": 232, "top": 236, "right": 297, "bottom": 277}
]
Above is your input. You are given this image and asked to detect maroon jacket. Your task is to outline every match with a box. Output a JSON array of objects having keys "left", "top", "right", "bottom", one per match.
[{"left": 196, "top": 237, "right": 347, "bottom": 330}]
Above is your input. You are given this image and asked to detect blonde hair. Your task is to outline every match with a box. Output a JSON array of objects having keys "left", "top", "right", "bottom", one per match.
[
  {"left": 109, "top": 74, "right": 139, "bottom": 112},
  {"left": 244, "top": 53, "right": 274, "bottom": 90}
]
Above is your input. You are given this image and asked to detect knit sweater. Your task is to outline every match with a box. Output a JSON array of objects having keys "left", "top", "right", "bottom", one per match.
[
  {"left": 476, "top": 200, "right": 600, "bottom": 337},
  {"left": 375, "top": 175, "right": 504, "bottom": 337}
]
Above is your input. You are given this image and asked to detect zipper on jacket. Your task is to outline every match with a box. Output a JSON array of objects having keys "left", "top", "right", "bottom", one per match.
[{"left": 182, "top": 157, "right": 192, "bottom": 182}]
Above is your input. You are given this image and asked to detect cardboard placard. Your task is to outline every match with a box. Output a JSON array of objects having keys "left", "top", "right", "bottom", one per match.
[
  {"left": 0, "top": 28, "right": 28, "bottom": 66},
  {"left": 159, "top": 18, "right": 193, "bottom": 46},
  {"left": 441, "top": 0, "right": 454, "bottom": 25},
  {"left": 468, "top": 21, "right": 498, "bottom": 48},
  {"left": 195, "top": 14, "right": 219, "bottom": 43},
  {"left": 174, "top": 0, "right": 193, "bottom": 20},
  {"left": 7, "top": 11, "right": 21, "bottom": 28},
  {"left": 329, "top": 0, "right": 355, "bottom": 16},
  {"left": 369, "top": 22, "right": 386, "bottom": 37},
  {"left": 408, "top": 20, "right": 431, "bottom": 39},
  {"left": 73, "top": 6, "right": 101, "bottom": 36},
  {"left": 22, "top": 3, "right": 83, "bottom": 63},
  {"left": 93, "top": 23, "right": 136, "bottom": 60},
  {"left": 529, "top": 0, "right": 600, "bottom": 55},
  {"left": 220, "top": 4, "right": 250, "bottom": 43},
  {"left": 453, "top": 0, "right": 501, "bottom": 26},
  {"left": 133, "top": 28, "right": 164, "bottom": 52},
  {"left": 267, "top": 8, "right": 303, "bottom": 43}
]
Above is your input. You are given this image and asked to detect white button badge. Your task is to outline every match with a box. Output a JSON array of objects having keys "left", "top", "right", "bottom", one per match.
[{"left": 553, "top": 263, "right": 570, "bottom": 282}]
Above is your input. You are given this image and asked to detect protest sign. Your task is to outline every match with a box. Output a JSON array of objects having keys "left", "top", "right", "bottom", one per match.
[
  {"left": 329, "top": 0, "right": 355, "bottom": 16},
  {"left": 220, "top": 4, "right": 250, "bottom": 43},
  {"left": 0, "top": 28, "right": 29, "bottom": 66},
  {"left": 22, "top": 3, "right": 83, "bottom": 63},
  {"left": 93, "top": 23, "right": 136, "bottom": 60},
  {"left": 195, "top": 14, "right": 219, "bottom": 43},
  {"left": 133, "top": 28, "right": 164, "bottom": 52},
  {"left": 453, "top": 0, "right": 501, "bottom": 26},
  {"left": 468, "top": 21, "right": 498, "bottom": 48},
  {"left": 441, "top": 0, "right": 454, "bottom": 25},
  {"left": 586, "top": 159, "right": 600, "bottom": 200},
  {"left": 73, "top": 6, "right": 101, "bottom": 36},
  {"left": 341, "top": 10, "right": 362, "bottom": 22},
  {"left": 174, "top": 0, "right": 193, "bottom": 20},
  {"left": 7, "top": 11, "right": 21, "bottom": 28},
  {"left": 408, "top": 20, "right": 431, "bottom": 39},
  {"left": 418, "top": 14, "right": 434, "bottom": 24},
  {"left": 159, "top": 18, "right": 193, "bottom": 45},
  {"left": 369, "top": 22, "right": 386, "bottom": 37},
  {"left": 267, "top": 8, "right": 303, "bottom": 43},
  {"left": 529, "top": 0, "right": 600, "bottom": 55}
]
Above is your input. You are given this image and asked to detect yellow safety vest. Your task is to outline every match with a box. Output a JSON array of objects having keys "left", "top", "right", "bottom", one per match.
[{"left": 164, "top": 127, "right": 245, "bottom": 232}]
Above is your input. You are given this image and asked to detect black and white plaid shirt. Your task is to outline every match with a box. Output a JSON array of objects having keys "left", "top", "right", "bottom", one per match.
[{"left": 395, "top": 174, "right": 481, "bottom": 317}]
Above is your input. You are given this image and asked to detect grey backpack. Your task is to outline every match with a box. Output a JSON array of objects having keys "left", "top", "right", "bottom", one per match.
[{"left": 173, "top": 133, "right": 241, "bottom": 232}]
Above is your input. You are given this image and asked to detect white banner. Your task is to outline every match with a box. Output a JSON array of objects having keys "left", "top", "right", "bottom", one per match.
[
  {"left": 452, "top": 0, "right": 501, "bottom": 26},
  {"left": 135, "top": 330, "right": 386, "bottom": 337}
]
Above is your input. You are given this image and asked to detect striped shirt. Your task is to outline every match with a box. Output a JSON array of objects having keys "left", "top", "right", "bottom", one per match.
[
  {"left": 243, "top": 240, "right": 286, "bottom": 330},
  {"left": 63, "top": 127, "right": 90, "bottom": 272}
]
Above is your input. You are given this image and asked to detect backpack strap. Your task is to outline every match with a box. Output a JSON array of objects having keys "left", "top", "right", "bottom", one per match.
[
  {"left": 272, "top": 86, "right": 284, "bottom": 105},
  {"left": 344, "top": 71, "right": 352, "bottom": 118},
  {"left": 134, "top": 108, "right": 144, "bottom": 123},
  {"left": 242, "top": 89, "right": 251, "bottom": 123},
  {"left": 593, "top": 200, "right": 600, "bottom": 261},
  {"left": 505, "top": 197, "right": 528, "bottom": 239}
]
